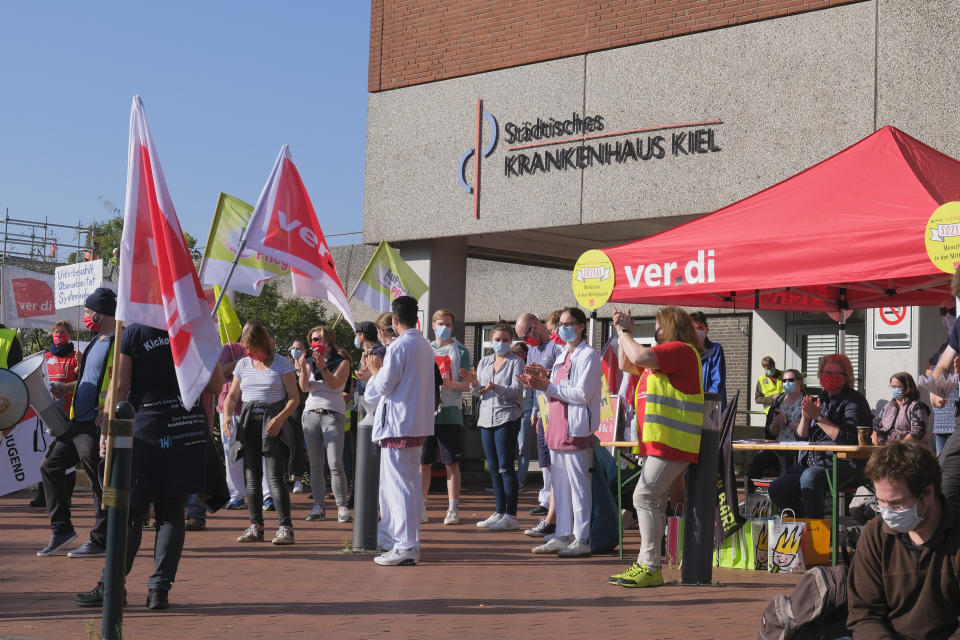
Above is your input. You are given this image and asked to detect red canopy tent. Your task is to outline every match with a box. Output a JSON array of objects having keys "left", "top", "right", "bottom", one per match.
[{"left": 601, "top": 126, "right": 960, "bottom": 312}]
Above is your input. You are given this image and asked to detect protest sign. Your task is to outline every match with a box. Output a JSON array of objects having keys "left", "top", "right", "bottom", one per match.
[{"left": 55, "top": 260, "right": 103, "bottom": 309}]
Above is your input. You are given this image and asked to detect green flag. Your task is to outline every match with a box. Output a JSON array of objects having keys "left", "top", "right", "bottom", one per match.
[
  {"left": 198, "top": 193, "right": 289, "bottom": 295},
  {"left": 353, "top": 241, "right": 428, "bottom": 312}
]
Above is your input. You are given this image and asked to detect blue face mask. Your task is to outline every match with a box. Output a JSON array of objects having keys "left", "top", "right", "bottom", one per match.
[
  {"left": 558, "top": 325, "right": 579, "bottom": 344},
  {"left": 890, "top": 386, "right": 903, "bottom": 400},
  {"left": 491, "top": 340, "right": 511, "bottom": 355},
  {"left": 354, "top": 336, "right": 363, "bottom": 349},
  {"left": 290, "top": 348, "right": 303, "bottom": 361},
  {"left": 783, "top": 381, "right": 797, "bottom": 394},
  {"left": 879, "top": 501, "right": 923, "bottom": 533},
  {"left": 765, "top": 369, "right": 776, "bottom": 377},
  {"left": 434, "top": 325, "right": 451, "bottom": 341}
]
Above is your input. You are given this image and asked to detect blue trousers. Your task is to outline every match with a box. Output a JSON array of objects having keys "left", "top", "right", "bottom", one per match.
[
  {"left": 480, "top": 419, "right": 521, "bottom": 516},
  {"left": 769, "top": 462, "right": 858, "bottom": 518}
]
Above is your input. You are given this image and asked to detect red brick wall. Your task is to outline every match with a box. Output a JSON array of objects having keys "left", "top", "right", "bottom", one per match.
[{"left": 369, "top": 0, "right": 866, "bottom": 92}]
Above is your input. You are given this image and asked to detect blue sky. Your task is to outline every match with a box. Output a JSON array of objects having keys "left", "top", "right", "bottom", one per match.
[{"left": 0, "top": 1, "right": 371, "bottom": 250}]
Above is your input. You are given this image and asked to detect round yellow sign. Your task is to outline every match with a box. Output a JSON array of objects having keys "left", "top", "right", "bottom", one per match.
[
  {"left": 572, "top": 249, "right": 615, "bottom": 310},
  {"left": 925, "top": 201, "right": 960, "bottom": 274}
]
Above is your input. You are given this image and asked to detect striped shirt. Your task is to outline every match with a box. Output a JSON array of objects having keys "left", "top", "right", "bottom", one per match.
[{"left": 234, "top": 356, "right": 295, "bottom": 404}]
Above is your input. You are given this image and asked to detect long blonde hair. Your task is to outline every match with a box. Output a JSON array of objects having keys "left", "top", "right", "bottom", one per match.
[{"left": 656, "top": 306, "right": 703, "bottom": 353}]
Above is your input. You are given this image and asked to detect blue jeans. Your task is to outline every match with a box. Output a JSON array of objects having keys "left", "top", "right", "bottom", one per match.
[
  {"left": 185, "top": 494, "right": 206, "bottom": 522},
  {"left": 769, "top": 462, "right": 859, "bottom": 518},
  {"left": 480, "top": 419, "right": 521, "bottom": 516},
  {"left": 936, "top": 433, "right": 953, "bottom": 456},
  {"left": 517, "top": 408, "right": 533, "bottom": 488}
]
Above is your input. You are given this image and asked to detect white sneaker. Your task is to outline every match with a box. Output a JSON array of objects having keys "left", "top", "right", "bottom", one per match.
[
  {"left": 488, "top": 514, "right": 519, "bottom": 531},
  {"left": 476, "top": 513, "right": 504, "bottom": 528},
  {"left": 292, "top": 480, "right": 304, "bottom": 493},
  {"left": 532, "top": 534, "right": 574, "bottom": 554},
  {"left": 373, "top": 546, "right": 419, "bottom": 566},
  {"left": 421, "top": 511, "right": 429, "bottom": 524},
  {"left": 557, "top": 538, "right": 591, "bottom": 557},
  {"left": 443, "top": 509, "right": 460, "bottom": 525}
]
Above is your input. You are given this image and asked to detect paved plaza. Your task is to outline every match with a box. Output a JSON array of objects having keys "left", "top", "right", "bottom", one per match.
[{"left": 0, "top": 484, "right": 800, "bottom": 639}]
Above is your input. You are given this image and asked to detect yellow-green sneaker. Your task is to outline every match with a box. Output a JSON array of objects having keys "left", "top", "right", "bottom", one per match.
[
  {"left": 617, "top": 562, "right": 663, "bottom": 588},
  {"left": 609, "top": 563, "right": 640, "bottom": 585}
]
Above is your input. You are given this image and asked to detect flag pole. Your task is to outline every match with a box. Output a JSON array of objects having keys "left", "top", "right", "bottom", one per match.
[{"left": 210, "top": 227, "right": 248, "bottom": 319}]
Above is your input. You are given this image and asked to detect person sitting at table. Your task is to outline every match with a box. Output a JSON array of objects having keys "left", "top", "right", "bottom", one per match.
[
  {"left": 768, "top": 354, "right": 872, "bottom": 518},
  {"left": 747, "top": 369, "right": 805, "bottom": 491},
  {"left": 873, "top": 372, "right": 930, "bottom": 448}
]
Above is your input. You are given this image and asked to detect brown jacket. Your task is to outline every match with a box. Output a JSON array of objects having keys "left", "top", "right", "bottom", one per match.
[{"left": 847, "top": 497, "right": 960, "bottom": 639}]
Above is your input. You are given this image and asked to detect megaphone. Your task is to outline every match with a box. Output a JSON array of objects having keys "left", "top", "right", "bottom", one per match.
[
  {"left": 10, "top": 353, "right": 71, "bottom": 437},
  {"left": 0, "top": 368, "right": 29, "bottom": 432}
]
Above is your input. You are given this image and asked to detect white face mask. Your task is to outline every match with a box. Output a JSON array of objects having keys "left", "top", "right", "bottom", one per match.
[{"left": 879, "top": 500, "right": 923, "bottom": 533}]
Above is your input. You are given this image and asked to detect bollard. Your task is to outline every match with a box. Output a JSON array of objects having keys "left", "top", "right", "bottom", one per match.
[
  {"left": 102, "top": 401, "right": 135, "bottom": 640},
  {"left": 352, "top": 423, "right": 381, "bottom": 552},
  {"left": 681, "top": 393, "right": 721, "bottom": 585}
]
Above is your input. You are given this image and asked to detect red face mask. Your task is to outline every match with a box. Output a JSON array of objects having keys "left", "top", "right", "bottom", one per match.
[
  {"left": 245, "top": 348, "right": 262, "bottom": 361},
  {"left": 549, "top": 332, "right": 565, "bottom": 346},
  {"left": 311, "top": 341, "right": 327, "bottom": 356},
  {"left": 820, "top": 373, "right": 845, "bottom": 394},
  {"left": 52, "top": 333, "right": 69, "bottom": 346},
  {"left": 523, "top": 335, "right": 540, "bottom": 347},
  {"left": 83, "top": 315, "right": 101, "bottom": 333}
]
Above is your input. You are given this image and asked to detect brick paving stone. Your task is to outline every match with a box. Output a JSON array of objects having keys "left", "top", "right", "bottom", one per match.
[{"left": 0, "top": 486, "right": 801, "bottom": 639}]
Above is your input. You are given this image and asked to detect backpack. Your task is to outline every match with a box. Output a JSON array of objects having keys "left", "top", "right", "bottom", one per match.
[{"left": 757, "top": 564, "right": 849, "bottom": 640}]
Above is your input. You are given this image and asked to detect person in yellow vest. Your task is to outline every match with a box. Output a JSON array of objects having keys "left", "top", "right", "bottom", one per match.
[
  {"left": 754, "top": 356, "right": 784, "bottom": 414},
  {"left": 607, "top": 305, "right": 705, "bottom": 588},
  {"left": 0, "top": 323, "right": 24, "bottom": 370},
  {"left": 38, "top": 288, "right": 116, "bottom": 558}
]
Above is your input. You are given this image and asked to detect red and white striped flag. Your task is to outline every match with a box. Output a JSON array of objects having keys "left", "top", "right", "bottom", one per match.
[
  {"left": 115, "top": 95, "right": 221, "bottom": 409},
  {"left": 243, "top": 145, "right": 355, "bottom": 326}
]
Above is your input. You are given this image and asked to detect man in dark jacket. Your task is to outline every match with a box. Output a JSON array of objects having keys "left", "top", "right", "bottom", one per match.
[{"left": 847, "top": 441, "right": 960, "bottom": 639}]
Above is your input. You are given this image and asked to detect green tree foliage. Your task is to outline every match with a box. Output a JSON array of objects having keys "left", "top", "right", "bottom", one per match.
[{"left": 232, "top": 280, "right": 358, "bottom": 361}]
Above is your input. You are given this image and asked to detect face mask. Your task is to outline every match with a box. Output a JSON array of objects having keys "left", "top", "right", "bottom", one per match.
[
  {"left": 879, "top": 501, "right": 923, "bottom": 533},
  {"left": 354, "top": 336, "right": 363, "bottom": 349},
  {"left": 558, "top": 325, "right": 579, "bottom": 344},
  {"left": 523, "top": 334, "right": 540, "bottom": 347},
  {"left": 944, "top": 314, "right": 957, "bottom": 335},
  {"left": 52, "top": 333, "right": 69, "bottom": 346},
  {"left": 765, "top": 369, "right": 776, "bottom": 377},
  {"left": 83, "top": 314, "right": 101, "bottom": 333},
  {"left": 311, "top": 341, "right": 327, "bottom": 356},
  {"left": 549, "top": 331, "right": 565, "bottom": 345},
  {"left": 245, "top": 348, "right": 261, "bottom": 361},
  {"left": 890, "top": 386, "right": 903, "bottom": 400},
  {"left": 820, "top": 372, "right": 845, "bottom": 394},
  {"left": 290, "top": 348, "right": 303, "bottom": 361},
  {"left": 695, "top": 329, "right": 707, "bottom": 342},
  {"left": 434, "top": 325, "right": 451, "bottom": 341},
  {"left": 491, "top": 340, "right": 511, "bottom": 355},
  {"left": 783, "top": 381, "right": 797, "bottom": 394}
]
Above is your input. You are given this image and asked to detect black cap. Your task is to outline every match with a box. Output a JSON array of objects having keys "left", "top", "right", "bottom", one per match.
[
  {"left": 84, "top": 287, "right": 117, "bottom": 317},
  {"left": 355, "top": 321, "right": 377, "bottom": 341}
]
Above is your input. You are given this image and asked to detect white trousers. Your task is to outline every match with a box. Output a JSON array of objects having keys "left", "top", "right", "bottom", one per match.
[
  {"left": 378, "top": 446, "right": 423, "bottom": 552},
  {"left": 551, "top": 448, "right": 592, "bottom": 541},
  {"left": 538, "top": 467, "right": 552, "bottom": 508},
  {"left": 221, "top": 412, "right": 270, "bottom": 502},
  {"left": 633, "top": 455, "right": 688, "bottom": 568}
]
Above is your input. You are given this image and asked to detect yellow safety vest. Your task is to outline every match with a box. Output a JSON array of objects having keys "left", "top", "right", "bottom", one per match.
[
  {"left": 638, "top": 343, "right": 705, "bottom": 461},
  {"left": 0, "top": 328, "right": 15, "bottom": 368},
  {"left": 70, "top": 336, "right": 115, "bottom": 419},
  {"left": 758, "top": 375, "right": 784, "bottom": 414}
]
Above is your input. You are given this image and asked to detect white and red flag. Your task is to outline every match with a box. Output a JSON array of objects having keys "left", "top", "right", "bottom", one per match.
[
  {"left": 116, "top": 95, "right": 221, "bottom": 409},
  {"left": 243, "top": 145, "right": 355, "bottom": 326}
]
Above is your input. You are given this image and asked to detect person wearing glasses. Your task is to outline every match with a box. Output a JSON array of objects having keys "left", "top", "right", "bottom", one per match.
[
  {"left": 746, "top": 369, "right": 805, "bottom": 490},
  {"left": 769, "top": 354, "right": 872, "bottom": 518},
  {"left": 520, "top": 307, "right": 601, "bottom": 558},
  {"left": 873, "top": 372, "right": 930, "bottom": 447}
]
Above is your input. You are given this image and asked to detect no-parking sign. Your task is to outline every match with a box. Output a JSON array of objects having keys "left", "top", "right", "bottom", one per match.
[{"left": 873, "top": 306, "right": 911, "bottom": 349}]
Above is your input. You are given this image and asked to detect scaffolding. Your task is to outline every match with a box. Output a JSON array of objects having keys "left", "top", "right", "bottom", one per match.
[{"left": 0, "top": 209, "right": 94, "bottom": 274}]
